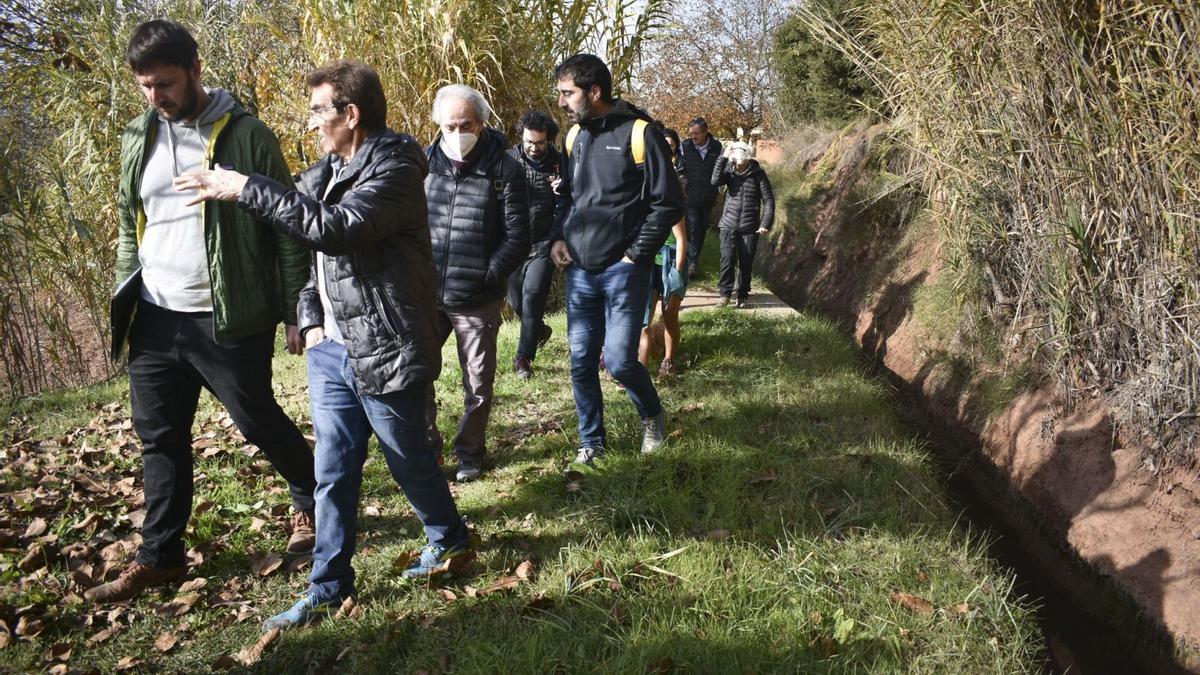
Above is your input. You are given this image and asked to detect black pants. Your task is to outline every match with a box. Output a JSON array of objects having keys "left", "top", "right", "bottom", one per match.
[
  {"left": 128, "top": 301, "right": 316, "bottom": 567},
  {"left": 718, "top": 230, "right": 760, "bottom": 299},
  {"left": 506, "top": 247, "right": 556, "bottom": 360}
]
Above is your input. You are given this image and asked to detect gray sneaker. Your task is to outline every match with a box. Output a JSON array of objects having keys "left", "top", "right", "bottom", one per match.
[
  {"left": 455, "top": 464, "right": 482, "bottom": 482},
  {"left": 566, "top": 445, "right": 604, "bottom": 479},
  {"left": 641, "top": 409, "right": 667, "bottom": 454}
]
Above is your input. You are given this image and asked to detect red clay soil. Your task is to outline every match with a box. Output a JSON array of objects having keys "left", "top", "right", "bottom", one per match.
[{"left": 760, "top": 134, "right": 1200, "bottom": 672}]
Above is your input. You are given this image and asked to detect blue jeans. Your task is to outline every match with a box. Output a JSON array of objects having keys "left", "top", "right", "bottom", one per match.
[
  {"left": 686, "top": 205, "right": 710, "bottom": 268},
  {"left": 306, "top": 339, "right": 467, "bottom": 602},
  {"left": 565, "top": 260, "right": 663, "bottom": 449}
]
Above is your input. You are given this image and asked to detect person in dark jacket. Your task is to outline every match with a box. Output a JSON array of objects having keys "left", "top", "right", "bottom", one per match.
[
  {"left": 506, "top": 110, "right": 563, "bottom": 380},
  {"left": 86, "top": 20, "right": 317, "bottom": 606},
  {"left": 711, "top": 141, "right": 775, "bottom": 307},
  {"left": 680, "top": 117, "right": 723, "bottom": 276},
  {"left": 176, "top": 60, "right": 470, "bottom": 630},
  {"left": 551, "top": 54, "right": 684, "bottom": 467},
  {"left": 424, "top": 84, "right": 530, "bottom": 482}
]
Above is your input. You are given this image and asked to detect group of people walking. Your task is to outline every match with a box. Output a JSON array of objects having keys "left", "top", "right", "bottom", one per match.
[{"left": 88, "top": 19, "right": 774, "bottom": 632}]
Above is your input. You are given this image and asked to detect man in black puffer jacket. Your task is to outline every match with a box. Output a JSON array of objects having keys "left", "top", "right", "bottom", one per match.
[
  {"left": 506, "top": 110, "right": 564, "bottom": 380},
  {"left": 711, "top": 142, "right": 775, "bottom": 308},
  {"left": 679, "top": 117, "right": 723, "bottom": 275},
  {"left": 179, "top": 60, "right": 470, "bottom": 630},
  {"left": 424, "top": 84, "right": 530, "bottom": 483}
]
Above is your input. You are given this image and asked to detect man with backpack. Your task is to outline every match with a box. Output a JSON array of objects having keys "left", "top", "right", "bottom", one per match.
[{"left": 551, "top": 54, "right": 684, "bottom": 469}]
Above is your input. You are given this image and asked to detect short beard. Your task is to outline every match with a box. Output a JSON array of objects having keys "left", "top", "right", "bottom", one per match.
[{"left": 167, "top": 72, "right": 201, "bottom": 121}]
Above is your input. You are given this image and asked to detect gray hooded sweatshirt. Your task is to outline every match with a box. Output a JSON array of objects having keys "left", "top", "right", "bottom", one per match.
[{"left": 137, "top": 88, "right": 237, "bottom": 312}]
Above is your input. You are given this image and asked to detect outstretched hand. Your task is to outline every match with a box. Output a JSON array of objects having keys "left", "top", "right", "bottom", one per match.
[{"left": 174, "top": 166, "right": 250, "bottom": 206}]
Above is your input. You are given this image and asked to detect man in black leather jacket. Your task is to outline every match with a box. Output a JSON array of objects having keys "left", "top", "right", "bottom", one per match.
[
  {"left": 177, "top": 60, "right": 470, "bottom": 630},
  {"left": 506, "top": 110, "right": 563, "bottom": 380},
  {"left": 424, "top": 84, "right": 530, "bottom": 482}
]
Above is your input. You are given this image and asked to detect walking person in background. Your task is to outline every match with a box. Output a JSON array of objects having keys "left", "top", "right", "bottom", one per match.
[
  {"left": 712, "top": 141, "right": 775, "bottom": 308},
  {"left": 552, "top": 54, "right": 684, "bottom": 469},
  {"left": 175, "top": 60, "right": 472, "bottom": 629},
  {"left": 639, "top": 128, "right": 688, "bottom": 378},
  {"left": 424, "top": 84, "right": 529, "bottom": 482},
  {"left": 680, "top": 117, "right": 722, "bottom": 276},
  {"left": 507, "top": 110, "right": 563, "bottom": 380},
  {"left": 88, "top": 19, "right": 317, "bottom": 604}
]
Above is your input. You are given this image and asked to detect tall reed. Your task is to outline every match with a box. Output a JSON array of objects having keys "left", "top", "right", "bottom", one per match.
[
  {"left": 799, "top": 1, "right": 1200, "bottom": 463},
  {"left": 0, "top": 0, "right": 671, "bottom": 398}
]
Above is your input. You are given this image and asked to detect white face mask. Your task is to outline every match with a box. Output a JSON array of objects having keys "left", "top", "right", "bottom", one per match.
[{"left": 440, "top": 131, "right": 478, "bottom": 161}]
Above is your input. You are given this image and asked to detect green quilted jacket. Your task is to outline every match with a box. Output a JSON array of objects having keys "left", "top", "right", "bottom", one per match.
[{"left": 114, "top": 100, "right": 308, "bottom": 343}]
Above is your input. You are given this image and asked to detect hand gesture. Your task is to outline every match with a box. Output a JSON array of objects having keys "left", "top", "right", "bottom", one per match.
[{"left": 174, "top": 166, "right": 250, "bottom": 206}]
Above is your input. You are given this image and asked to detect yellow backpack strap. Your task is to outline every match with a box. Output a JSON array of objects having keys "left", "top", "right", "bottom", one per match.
[
  {"left": 565, "top": 124, "right": 581, "bottom": 157},
  {"left": 631, "top": 118, "right": 648, "bottom": 166}
]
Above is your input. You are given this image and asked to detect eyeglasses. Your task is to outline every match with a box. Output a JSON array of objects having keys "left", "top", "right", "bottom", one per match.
[
  {"left": 307, "top": 102, "right": 347, "bottom": 122},
  {"left": 523, "top": 139, "right": 548, "bottom": 149}
]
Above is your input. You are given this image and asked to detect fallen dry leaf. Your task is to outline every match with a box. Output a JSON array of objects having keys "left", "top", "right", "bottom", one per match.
[
  {"left": 18, "top": 544, "right": 45, "bottom": 573},
  {"left": 43, "top": 642, "right": 71, "bottom": 662},
  {"left": 24, "top": 517, "right": 48, "bottom": 538},
  {"left": 890, "top": 591, "right": 935, "bottom": 616},
  {"left": 680, "top": 401, "right": 706, "bottom": 412},
  {"left": 335, "top": 596, "right": 362, "bottom": 619},
  {"left": 237, "top": 627, "right": 281, "bottom": 666},
  {"left": 946, "top": 602, "right": 970, "bottom": 617},
  {"left": 159, "top": 592, "right": 202, "bottom": 617},
  {"left": 87, "top": 626, "right": 121, "bottom": 644},
  {"left": 212, "top": 653, "right": 239, "bottom": 670},
  {"left": 436, "top": 589, "right": 458, "bottom": 602},
  {"left": 364, "top": 505, "right": 381, "bottom": 517},
  {"left": 515, "top": 560, "right": 535, "bottom": 580},
  {"left": 0, "top": 620, "right": 10, "bottom": 650},
  {"left": 707, "top": 529, "right": 732, "bottom": 541},
  {"left": 114, "top": 656, "right": 141, "bottom": 671},
  {"left": 478, "top": 575, "right": 522, "bottom": 595},
  {"left": 178, "top": 577, "right": 208, "bottom": 593},
  {"left": 154, "top": 631, "right": 179, "bottom": 652},
  {"left": 48, "top": 665, "right": 68, "bottom": 675},
  {"left": 250, "top": 552, "right": 284, "bottom": 577},
  {"left": 390, "top": 550, "right": 419, "bottom": 573},
  {"left": 15, "top": 615, "right": 44, "bottom": 637}
]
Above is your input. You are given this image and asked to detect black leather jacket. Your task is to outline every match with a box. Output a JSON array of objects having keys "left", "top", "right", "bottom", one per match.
[
  {"left": 240, "top": 128, "right": 442, "bottom": 396},
  {"left": 425, "top": 128, "right": 530, "bottom": 308},
  {"left": 507, "top": 145, "right": 562, "bottom": 255}
]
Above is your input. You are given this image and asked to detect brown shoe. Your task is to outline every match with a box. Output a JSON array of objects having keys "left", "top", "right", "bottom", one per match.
[
  {"left": 287, "top": 510, "right": 316, "bottom": 554},
  {"left": 83, "top": 562, "right": 185, "bottom": 603}
]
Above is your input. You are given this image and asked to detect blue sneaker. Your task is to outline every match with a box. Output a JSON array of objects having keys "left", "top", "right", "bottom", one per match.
[
  {"left": 261, "top": 593, "right": 338, "bottom": 632},
  {"left": 401, "top": 543, "right": 472, "bottom": 579}
]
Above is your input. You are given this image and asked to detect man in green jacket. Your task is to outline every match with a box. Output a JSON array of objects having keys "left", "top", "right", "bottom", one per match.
[{"left": 86, "top": 20, "right": 316, "bottom": 604}]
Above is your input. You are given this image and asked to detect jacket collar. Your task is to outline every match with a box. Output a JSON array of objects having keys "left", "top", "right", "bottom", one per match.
[{"left": 305, "top": 128, "right": 389, "bottom": 198}]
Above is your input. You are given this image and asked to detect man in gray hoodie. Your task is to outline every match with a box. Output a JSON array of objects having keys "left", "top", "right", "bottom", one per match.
[{"left": 88, "top": 20, "right": 316, "bottom": 604}]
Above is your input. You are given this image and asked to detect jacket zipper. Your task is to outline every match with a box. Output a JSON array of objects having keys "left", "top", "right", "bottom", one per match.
[
  {"left": 439, "top": 173, "right": 456, "bottom": 306},
  {"left": 369, "top": 285, "right": 399, "bottom": 337}
]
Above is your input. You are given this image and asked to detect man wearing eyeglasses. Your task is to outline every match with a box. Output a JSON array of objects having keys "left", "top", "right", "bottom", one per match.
[
  {"left": 175, "top": 59, "right": 471, "bottom": 630},
  {"left": 506, "top": 110, "right": 564, "bottom": 380},
  {"left": 89, "top": 20, "right": 316, "bottom": 604}
]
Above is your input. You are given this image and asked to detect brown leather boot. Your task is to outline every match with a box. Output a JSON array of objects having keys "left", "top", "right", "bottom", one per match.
[
  {"left": 287, "top": 510, "right": 315, "bottom": 554},
  {"left": 83, "top": 562, "right": 185, "bottom": 603}
]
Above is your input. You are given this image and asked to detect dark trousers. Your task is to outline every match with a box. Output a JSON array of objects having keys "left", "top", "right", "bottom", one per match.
[
  {"left": 506, "top": 247, "right": 556, "bottom": 360},
  {"left": 718, "top": 230, "right": 760, "bottom": 299},
  {"left": 686, "top": 205, "right": 710, "bottom": 268},
  {"left": 128, "top": 301, "right": 316, "bottom": 568},
  {"left": 425, "top": 300, "right": 501, "bottom": 467}
]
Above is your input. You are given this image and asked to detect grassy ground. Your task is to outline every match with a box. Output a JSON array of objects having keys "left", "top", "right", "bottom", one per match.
[{"left": 0, "top": 262, "right": 1045, "bottom": 673}]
